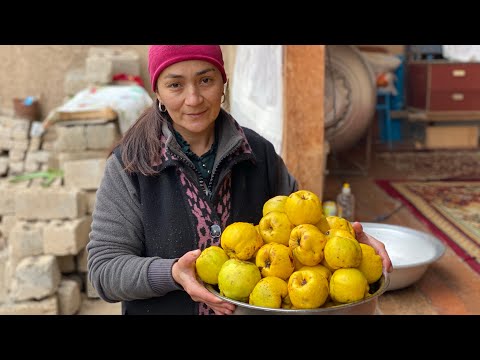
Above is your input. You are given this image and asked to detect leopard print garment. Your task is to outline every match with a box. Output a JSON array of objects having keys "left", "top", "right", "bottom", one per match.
[{"left": 178, "top": 168, "right": 232, "bottom": 315}]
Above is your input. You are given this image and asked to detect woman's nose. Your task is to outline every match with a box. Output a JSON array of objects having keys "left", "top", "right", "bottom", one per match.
[{"left": 184, "top": 86, "right": 203, "bottom": 106}]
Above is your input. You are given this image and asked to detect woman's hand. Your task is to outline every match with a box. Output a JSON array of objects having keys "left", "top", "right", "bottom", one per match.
[
  {"left": 352, "top": 222, "right": 393, "bottom": 273},
  {"left": 172, "top": 249, "right": 236, "bottom": 315}
]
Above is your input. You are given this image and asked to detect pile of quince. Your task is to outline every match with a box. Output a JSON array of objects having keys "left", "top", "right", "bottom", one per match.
[{"left": 195, "top": 190, "right": 383, "bottom": 310}]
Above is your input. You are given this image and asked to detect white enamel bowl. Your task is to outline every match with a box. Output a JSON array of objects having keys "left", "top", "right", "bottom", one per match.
[{"left": 362, "top": 223, "right": 446, "bottom": 291}]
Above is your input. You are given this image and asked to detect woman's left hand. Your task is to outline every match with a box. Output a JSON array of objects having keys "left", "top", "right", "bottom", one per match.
[
  {"left": 172, "top": 249, "right": 236, "bottom": 315},
  {"left": 352, "top": 221, "right": 393, "bottom": 273}
]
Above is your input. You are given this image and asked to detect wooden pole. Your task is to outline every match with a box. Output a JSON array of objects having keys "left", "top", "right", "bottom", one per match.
[{"left": 282, "top": 45, "right": 325, "bottom": 200}]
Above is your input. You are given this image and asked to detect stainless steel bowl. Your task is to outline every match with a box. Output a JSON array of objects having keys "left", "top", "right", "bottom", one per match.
[
  {"left": 206, "top": 273, "right": 389, "bottom": 315},
  {"left": 362, "top": 223, "right": 446, "bottom": 291}
]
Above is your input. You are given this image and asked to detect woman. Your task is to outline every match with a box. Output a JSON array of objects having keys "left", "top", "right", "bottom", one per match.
[{"left": 87, "top": 45, "right": 392, "bottom": 315}]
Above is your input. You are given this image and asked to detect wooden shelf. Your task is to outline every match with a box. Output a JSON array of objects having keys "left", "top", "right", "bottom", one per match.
[{"left": 407, "top": 109, "right": 480, "bottom": 122}]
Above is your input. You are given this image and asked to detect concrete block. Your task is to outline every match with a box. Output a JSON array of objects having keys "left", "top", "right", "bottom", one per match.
[
  {"left": 57, "top": 255, "right": 76, "bottom": 273},
  {"left": 9, "top": 220, "right": 45, "bottom": 262},
  {"left": 10, "top": 139, "right": 29, "bottom": 152},
  {"left": 24, "top": 160, "right": 40, "bottom": 173},
  {"left": 64, "top": 273, "right": 84, "bottom": 292},
  {"left": 15, "top": 187, "right": 86, "bottom": 220},
  {"left": 8, "top": 161, "right": 24, "bottom": 175},
  {"left": 12, "top": 255, "right": 61, "bottom": 301},
  {"left": 0, "top": 156, "right": 8, "bottom": 176},
  {"left": 76, "top": 248, "right": 88, "bottom": 273},
  {"left": 54, "top": 126, "right": 87, "bottom": 152},
  {"left": 64, "top": 68, "right": 87, "bottom": 97},
  {"left": 41, "top": 140, "right": 55, "bottom": 152},
  {"left": 85, "top": 56, "right": 113, "bottom": 85},
  {"left": 0, "top": 115, "right": 14, "bottom": 127},
  {"left": 10, "top": 118, "right": 30, "bottom": 133},
  {"left": 57, "top": 278, "right": 81, "bottom": 315},
  {"left": 3, "top": 257, "right": 16, "bottom": 297},
  {"left": 64, "top": 159, "right": 106, "bottom": 190},
  {"left": 43, "top": 216, "right": 92, "bottom": 256},
  {"left": 8, "top": 149, "right": 26, "bottom": 162},
  {"left": 0, "top": 295, "right": 58, "bottom": 315},
  {"left": 28, "top": 137, "right": 42, "bottom": 152},
  {"left": 111, "top": 53, "right": 140, "bottom": 77},
  {"left": 25, "top": 150, "right": 51, "bottom": 165},
  {"left": 85, "top": 123, "right": 119, "bottom": 150},
  {"left": 58, "top": 150, "right": 107, "bottom": 170},
  {"left": 85, "top": 273, "right": 99, "bottom": 299},
  {"left": 87, "top": 47, "right": 140, "bottom": 76},
  {"left": 84, "top": 190, "right": 97, "bottom": 215},
  {"left": 0, "top": 136, "right": 11, "bottom": 151},
  {"left": 0, "top": 250, "right": 7, "bottom": 303},
  {"left": 0, "top": 215, "right": 16, "bottom": 240},
  {"left": 0, "top": 179, "right": 29, "bottom": 215},
  {"left": 11, "top": 128, "right": 29, "bottom": 140},
  {"left": 42, "top": 127, "right": 57, "bottom": 142}
]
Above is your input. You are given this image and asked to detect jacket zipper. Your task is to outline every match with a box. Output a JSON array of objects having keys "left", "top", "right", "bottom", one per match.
[
  {"left": 207, "top": 139, "right": 242, "bottom": 197},
  {"left": 167, "top": 148, "right": 212, "bottom": 198}
]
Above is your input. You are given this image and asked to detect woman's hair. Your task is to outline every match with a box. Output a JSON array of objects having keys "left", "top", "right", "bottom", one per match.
[{"left": 117, "top": 102, "right": 165, "bottom": 176}]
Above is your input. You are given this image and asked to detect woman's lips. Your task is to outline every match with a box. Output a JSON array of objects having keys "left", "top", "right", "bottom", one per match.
[{"left": 187, "top": 109, "right": 208, "bottom": 118}]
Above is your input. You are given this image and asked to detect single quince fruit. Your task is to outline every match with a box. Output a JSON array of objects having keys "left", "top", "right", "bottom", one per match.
[
  {"left": 256, "top": 242, "right": 295, "bottom": 280},
  {"left": 195, "top": 246, "right": 229, "bottom": 285},
  {"left": 262, "top": 195, "right": 288, "bottom": 216},
  {"left": 323, "top": 235, "right": 362, "bottom": 270},
  {"left": 289, "top": 224, "right": 327, "bottom": 266},
  {"left": 221, "top": 222, "right": 264, "bottom": 260},
  {"left": 218, "top": 258, "right": 261, "bottom": 302},
  {"left": 249, "top": 276, "right": 289, "bottom": 309},
  {"left": 258, "top": 210, "right": 294, "bottom": 246},
  {"left": 326, "top": 228, "right": 356, "bottom": 240},
  {"left": 299, "top": 264, "right": 332, "bottom": 282},
  {"left": 326, "top": 216, "right": 355, "bottom": 237},
  {"left": 287, "top": 269, "right": 329, "bottom": 309},
  {"left": 285, "top": 190, "right": 323, "bottom": 226},
  {"left": 357, "top": 243, "right": 383, "bottom": 284},
  {"left": 329, "top": 268, "right": 369, "bottom": 303},
  {"left": 314, "top": 215, "right": 331, "bottom": 234}
]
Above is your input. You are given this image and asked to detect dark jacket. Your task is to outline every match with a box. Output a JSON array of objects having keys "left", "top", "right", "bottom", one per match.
[{"left": 87, "top": 108, "right": 297, "bottom": 315}]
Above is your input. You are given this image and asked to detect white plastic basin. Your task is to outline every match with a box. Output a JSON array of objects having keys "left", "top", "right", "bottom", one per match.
[{"left": 362, "top": 222, "right": 446, "bottom": 291}]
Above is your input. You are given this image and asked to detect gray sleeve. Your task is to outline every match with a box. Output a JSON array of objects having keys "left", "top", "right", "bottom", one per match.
[{"left": 87, "top": 155, "right": 182, "bottom": 303}]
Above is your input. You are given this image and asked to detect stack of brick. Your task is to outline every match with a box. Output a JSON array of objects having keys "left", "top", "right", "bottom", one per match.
[
  {"left": 0, "top": 113, "right": 121, "bottom": 314},
  {"left": 0, "top": 46, "right": 141, "bottom": 314},
  {"left": 65, "top": 47, "right": 141, "bottom": 97},
  {"left": 0, "top": 115, "right": 32, "bottom": 176}
]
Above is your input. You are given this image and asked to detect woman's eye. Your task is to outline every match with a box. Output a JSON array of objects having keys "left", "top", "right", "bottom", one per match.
[
  {"left": 201, "top": 78, "right": 212, "bottom": 84},
  {"left": 168, "top": 83, "right": 180, "bottom": 89}
]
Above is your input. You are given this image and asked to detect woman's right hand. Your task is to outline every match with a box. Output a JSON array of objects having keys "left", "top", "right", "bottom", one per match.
[{"left": 172, "top": 249, "right": 236, "bottom": 315}]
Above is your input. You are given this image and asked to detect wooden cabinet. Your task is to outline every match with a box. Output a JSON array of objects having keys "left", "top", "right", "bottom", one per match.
[{"left": 407, "top": 61, "right": 480, "bottom": 112}]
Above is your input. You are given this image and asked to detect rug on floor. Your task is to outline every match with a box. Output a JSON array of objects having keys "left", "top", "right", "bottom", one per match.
[
  {"left": 377, "top": 150, "right": 480, "bottom": 180},
  {"left": 376, "top": 179, "right": 480, "bottom": 275}
]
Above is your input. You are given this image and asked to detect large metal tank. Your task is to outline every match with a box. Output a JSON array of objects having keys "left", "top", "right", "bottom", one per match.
[{"left": 324, "top": 45, "right": 377, "bottom": 153}]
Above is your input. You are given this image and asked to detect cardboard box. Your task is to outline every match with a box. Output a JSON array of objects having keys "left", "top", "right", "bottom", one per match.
[{"left": 425, "top": 125, "right": 478, "bottom": 149}]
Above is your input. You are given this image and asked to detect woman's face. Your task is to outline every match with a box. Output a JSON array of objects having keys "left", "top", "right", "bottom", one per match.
[{"left": 155, "top": 60, "right": 224, "bottom": 136}]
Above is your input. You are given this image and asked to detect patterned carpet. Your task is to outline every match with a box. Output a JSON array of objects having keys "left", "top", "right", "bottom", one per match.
[
  {"left": 376, "top": 180, "right": 480, "bottom": 275},
  {"left": 377, "top": 150, "right": 480, "bottom": 180}
]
